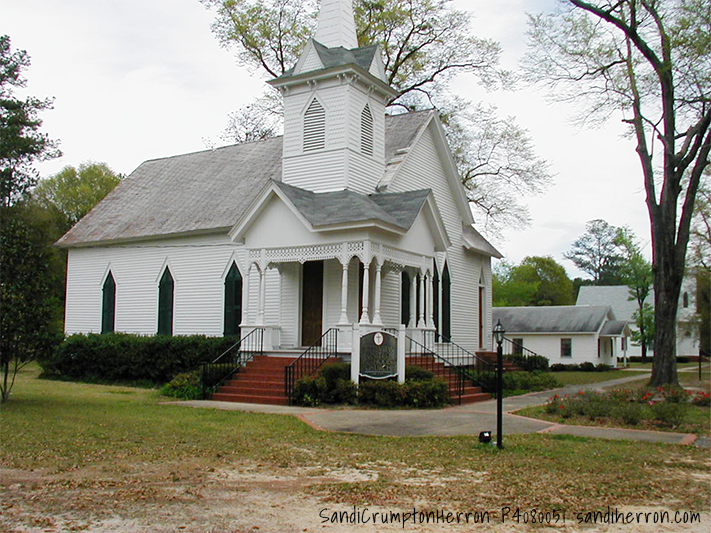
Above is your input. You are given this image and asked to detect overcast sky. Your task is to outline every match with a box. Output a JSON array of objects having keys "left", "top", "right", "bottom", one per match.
[{"left": 2, "top": 0, "right": 652, "bottom": 279}]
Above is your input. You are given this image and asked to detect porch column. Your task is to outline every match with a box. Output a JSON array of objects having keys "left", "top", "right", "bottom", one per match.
[
  {"left": 372, "top": 261, "right": 383, "bottom": 326},
  {"left": 417, "top": 271, "right": 425, "bottom": 328},
  {"left": 258, "top": 267, "right": 266, "bottom": 326},
  {"left": 408, "top": 271, "right": 417, "bottom": 328},
  {"left": 243, "top": 266, "right": 251, "bottom": 324},
  {"left": 360, "top": 259, "right": 371, "bottom": 325},
  {"left": 427, "top": 270, "right": 435, "bottom": 329},
  {"left": 339, "top": 260, "right": 349, "bottom": 324}
]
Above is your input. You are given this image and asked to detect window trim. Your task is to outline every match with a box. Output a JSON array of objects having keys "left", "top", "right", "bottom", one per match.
[{"left": 560, "top": 338, "right": 572, "bottom": 358}]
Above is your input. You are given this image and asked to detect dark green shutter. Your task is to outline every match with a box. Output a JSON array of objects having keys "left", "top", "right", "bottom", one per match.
[
  {"left": 224, "top": 262, "right": 243, "bottom": 337},
  {"left": 101, "top": 272, "right": 116, "bottom": 334},
  {"left": 442, "top": 263, "right": 451, "bottom": 341},
  {"left": 433, "top": 267, "right": 439, "bottom": 340},
  {"left": 158, "top": 268, "right": 174, "bottom": 336}
]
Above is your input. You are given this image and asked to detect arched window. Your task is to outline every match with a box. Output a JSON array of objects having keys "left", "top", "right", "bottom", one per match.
[
  {"left": 224, "top": 262, "right": 243, "bottom": 337},
  {"left": 101, "top": 271, "right": 116, "bottom": 334},
  {"left": 441, "top": 263, "right": 451, "bottom": 341},
  {"left": 304, "top": 98, "right": 326, "bottom": 151},
  {"left": 361, "top": 104, "right": 374, "bottom": 155},
  {"left": 158, "top": 267, "right": 174, "bottom": 336},
  {"left": 401, "top": 271, "right": 410, "bottom": 326}
]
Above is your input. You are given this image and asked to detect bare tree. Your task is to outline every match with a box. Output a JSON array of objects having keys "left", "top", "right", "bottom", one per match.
[{"left": 524, "top": 0, "right": 711, "bottom": 386}]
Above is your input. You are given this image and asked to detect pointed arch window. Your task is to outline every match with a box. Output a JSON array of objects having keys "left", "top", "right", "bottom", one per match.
[
  {"left": 101, "top": 272, "right": 116, "bottom": 334},
  {"left": 441, "top": 263, "right": 451, "bottom": 342},
  {"left": 304, "top": 98, "right": 326, "bottom": 151},
  {"left": 157, "top": 267, "right": 174, "bottom": 336},
  {"left": 224, "top": 262, "right": 243, "bottom": 337},
  {"left": 361, "top": 104, "right": 374, "bottom": 155}
]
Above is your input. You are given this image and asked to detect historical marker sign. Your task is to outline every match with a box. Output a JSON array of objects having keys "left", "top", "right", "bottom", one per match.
[{"left": 360, "top": 331, "right": 398, "bottom": 379}]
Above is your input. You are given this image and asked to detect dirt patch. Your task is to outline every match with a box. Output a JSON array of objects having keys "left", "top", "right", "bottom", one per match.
[{"left": 1, "top": 462, "right": 709, "bottom": 533}]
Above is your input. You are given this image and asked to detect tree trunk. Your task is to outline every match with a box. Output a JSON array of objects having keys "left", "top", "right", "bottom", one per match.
[
  {"left": 641, "top": 341, "right": 647, "bottom": 363},
  {"left": 649, "top": 232, "right": 682, "bottom": 387}
]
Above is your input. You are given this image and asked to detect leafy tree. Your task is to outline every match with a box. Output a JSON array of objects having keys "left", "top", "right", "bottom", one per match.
[
  {"left": 631, "top": 303, "right": 655, "bottom": 357},
  {"left": 564, "top": 219, "right": 626, "bottom": 285},
  {"left": 618, "top": 228, "right": 654, "bottom": 361},
  {"left": 0, "top": 35, "right": 60, "bottom": 207},
  {"left": 1, "top": 205, "right": 62, "bottom": 402},
  {"left": 202, "top": 0, "right": 551, "bottom": 233},
  {"left": 0, "top": 36, "right": 61, "bottom": 401},
  {"left": 524, "top": 1, "right": 711, "bottom": 386},
  {"left": 31, "top": 162, "right": 122, "bottom": 232},
  {"left": 493, "top": 256, "right": 574, "bottom": 307}
]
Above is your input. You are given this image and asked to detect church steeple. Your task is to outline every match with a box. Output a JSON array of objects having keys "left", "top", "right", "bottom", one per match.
[
  {"left": 314, "top": 0, "right": 359, "bottom": 49},
  {"left": 268, "top": 0, "right": 397, "bottom": 194}
]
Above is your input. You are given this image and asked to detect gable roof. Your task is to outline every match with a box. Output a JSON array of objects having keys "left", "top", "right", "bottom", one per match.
[
  {"left": 274, "top": 181, "right": 430, "bottom": 231},
  {"left": 493, "top": 306, "right": 614, "bottom": 334},
  {"left": 57, "top": 113, "right": 432, "bottom": 248},
  {"left": 576, "top": 285, "right": 649, "bottom": 323}
]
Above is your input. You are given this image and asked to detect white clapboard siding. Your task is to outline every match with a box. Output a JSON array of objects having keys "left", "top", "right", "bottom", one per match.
[
  {"left": 65, "top": 234, "right": 247, "bottom": 336},
  {"left": 387, "top": 124, "right": 489, "bottom": 354}
]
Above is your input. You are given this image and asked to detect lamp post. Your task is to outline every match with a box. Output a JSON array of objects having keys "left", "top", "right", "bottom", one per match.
[{"left": 493, "top": 320, "right": 505, "bottom": 450}]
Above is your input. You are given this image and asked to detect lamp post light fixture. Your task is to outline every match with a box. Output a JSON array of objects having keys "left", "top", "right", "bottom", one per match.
[{"left": 493, "top": 320, "right": 505, "bottom": 450}]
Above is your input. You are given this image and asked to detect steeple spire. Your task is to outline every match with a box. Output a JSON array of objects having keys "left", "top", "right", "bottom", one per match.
[{"left": 314, "top": 0, "right": 358, "bottom": 49}]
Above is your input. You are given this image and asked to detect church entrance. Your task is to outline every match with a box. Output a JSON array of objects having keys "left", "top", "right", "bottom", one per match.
[{"left": 301, "top": 260, "right": 324, "bottom": 346}]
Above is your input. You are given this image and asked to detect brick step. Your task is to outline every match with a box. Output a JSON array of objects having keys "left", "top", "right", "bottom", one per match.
[
  {"left": 211, "top": 392, "right": 288, "bottom": 405},
  {"left": 233, "top": 370, "right": 285, "bottom": 380},
  {"left": 459, "top": 392, "right": 492, "bottom": 405},
  {"left": 219, "top": 381, "right": 285, "bottom": 393}
]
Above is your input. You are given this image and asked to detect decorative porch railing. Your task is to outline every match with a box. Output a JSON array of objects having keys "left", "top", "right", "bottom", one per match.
[
  {"left": 285, "top": 328, "right": 339, "bottom": 405},
  {"left": 200, "top": 327, "right": 264, "bottom": 399}
]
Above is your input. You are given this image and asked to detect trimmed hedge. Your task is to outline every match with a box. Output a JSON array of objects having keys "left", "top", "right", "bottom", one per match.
[
  {"left": 291, "top": 363, "right": 450, "bottom": 408},
  {"left": 476, "top": 370, "right": 561, "bottom": 395},
  {"left": 42, "top": 333, "right": 238, "bottom": 384},
  {"left": 550, "top": 363, "right": 614, "bottom": 372},
  {"left": 506, "top": 354, "right": 550, "bottom": 372}
]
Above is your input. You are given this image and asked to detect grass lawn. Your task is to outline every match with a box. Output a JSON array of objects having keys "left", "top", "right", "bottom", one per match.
[
  {"left": 552, "top": 369, "right": 649, "bottom": 386},
  {"left": 1, "top": 365, "right": 710, "bottom": 532}
]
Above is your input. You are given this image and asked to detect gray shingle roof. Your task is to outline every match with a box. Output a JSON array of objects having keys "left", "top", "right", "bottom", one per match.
[
  {"left": 576, "top": 285, "right": 651, "bottom": 323},
  {"left": 280, "top": 41, "right": 379, "bottom": 79},
  {"left": 275, "top": 181, "right": 429, "bottom": 230},
  {"left": 493, "top": 306, "right": 613, "bottom": 334},
  {"left": 57, "top": 114, "right": 430, "bottom": 247},
  {"left": 600, "top": 320, "right": 628, "bottom": 336},
  {"left": 384, "top": 110, "right": 433, "bottom": 162}
]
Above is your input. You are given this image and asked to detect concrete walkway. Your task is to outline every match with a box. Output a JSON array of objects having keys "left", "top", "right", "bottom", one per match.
[{"left": 170, "top": 370, "right": 704, "bottom": 446}]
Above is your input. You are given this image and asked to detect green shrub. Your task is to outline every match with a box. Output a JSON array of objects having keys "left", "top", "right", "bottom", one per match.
[
  {"left": 550, "top": 363, "right": 579, "bottom": 372},
  {"left": 320, "top": 362, "right": 351, "bottom": 389},
  {"left": 476, "top": 371, "right": 561, "bottom": 394},
  {"left": 160, "top": 370, "right": 202, "bottom": 400},
  {"left": 43, "top": 333, "right": 237, "bottom": 384},
  {"left": 405, "top": 365, "right": 434, "bottom": 382},
  {"left": 293, "top": 376, "right": 328, "bottom": 407},
  {"left": 595, "top": 364, "right": 613, "bottom": 372},
  {"left": 656, "top": 385, "right": 691, "bottom": 403},
  {"left": 404, "top": 379, "right": 449, "bottom": 408},
  {"left": 579, "top": 362, "right": 596, "bottom": 372},
  {"left": 612, "top": 402, "right": 644, "bottom": 425},
  {"left": 650, "top": 401, "right": 689, "bottom": 427},
  {"left": 579, "top": 391, "right": 614, "bottom": 419},
  {"left": 333, "top": 378, "right": 358, "bottom": 405},
  {"left": 358, "top": 380, "right": 406, "bottom": 407},
  {"left": 691, "top": 391, "right": 711, "bottom": 407},
  {"left": 507, "top": 354, "right": 550, "bottom": 372}
]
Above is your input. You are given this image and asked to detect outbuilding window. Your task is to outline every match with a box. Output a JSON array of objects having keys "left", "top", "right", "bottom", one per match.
[
  {"left": 158, "top": 267, "right": 174, "bottom": 336},
  {"left": 101, "top": 272, "right": 116, "bottom": 334},
  {"left": 561, "top": 338, "right": 572, "bottom": 358}
]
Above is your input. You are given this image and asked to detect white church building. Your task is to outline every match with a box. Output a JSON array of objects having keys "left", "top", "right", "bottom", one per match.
[{"left": 57, "top": 0, "right": 502, "bottom": 400}]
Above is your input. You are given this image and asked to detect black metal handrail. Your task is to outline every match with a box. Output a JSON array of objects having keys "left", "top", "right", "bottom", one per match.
[
  {"left": 200, "top": 327, "right": 264, "bottom": 399},
  {"left": 404, "top": 336, "right": 463, "bottom": 404},
  {"left": 435, "top": 335, "right": 496, "bottom": 374},
  {"left": 285, "top": 328, "right": 338, "bottom": 405}
]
